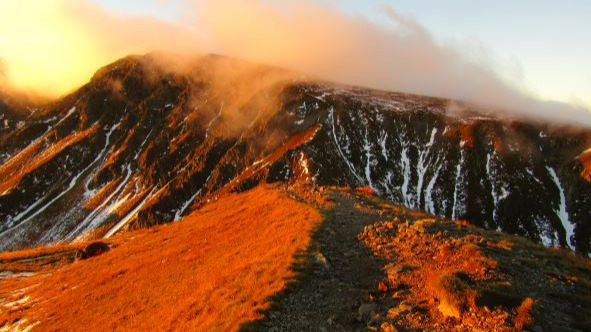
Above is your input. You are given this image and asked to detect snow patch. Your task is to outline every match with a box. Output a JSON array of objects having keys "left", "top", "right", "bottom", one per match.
[
  {"left": 174, "top": 188, "right": 202, "bottom": 220},
  {"left": 104, "top": 187, "right": 156, "bottom": 238},
  {"left": 400, "top": 145, "right": 412, "bottom": 207},
  {"left": 68, "top": 165, "right": 134, "bottom": 239},
  {"left": 546, "top": 166, "right": 575, "bottom": 249},
  {"left": 451, "top": 149, "right": 466, "bottom": 220},
  {"left": 54, "top": 106, "right": 77, "bottom": 127},
  {"left": 378, "top": 131, "right": 388, "bottom": 161},
  {"left": 486, "top": 152, "right": 510, "bottom": 225},
  {"left": 362, "top": 127, "right": 377, "bottom": 191},
  {"left": 424, "top": 163, "right": 442, "bottom": 215},
  {"left": 84, "top": 121, "right": 122, "bottom": 195}
]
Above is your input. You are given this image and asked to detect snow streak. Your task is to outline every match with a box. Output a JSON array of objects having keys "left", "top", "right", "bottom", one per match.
[
  {"left": 415, "top": 128, "right": 437, "bottom": 208},
  {"left": 362, "top": 127, "right": 376, "bottom": 191},
  {"left": 205, "top": 103, "right": 223, "bottom": 138},
  {"left": 451, "top": 149, "right": 466, "bottom": 220},
  {"left": 327, "top": 106, "right": 363, "bottom": 184},
  {"left": 104, "top": 187, "right": 156, "bottom": 238},
  {"left": 424, "top": 163, "right": 442, "bottom": 215},
  {"left": 546, "top": 166, "right": 575, "bottom": 249},
  {"left": 399, "top": 145, "right": 412, "bottom": 207}
]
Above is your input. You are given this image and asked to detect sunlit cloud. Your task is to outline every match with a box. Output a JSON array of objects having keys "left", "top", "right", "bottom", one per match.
[
  {"left": 0, "top": 0, "right": 201, "bottom": 97},
  {"left": 0, "top": 0, "right": 589, "bottom": 125}
]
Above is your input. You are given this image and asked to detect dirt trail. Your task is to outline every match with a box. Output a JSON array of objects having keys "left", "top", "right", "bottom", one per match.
[{"left": 255, "top": 189, "right": 392, "bottom": 332}]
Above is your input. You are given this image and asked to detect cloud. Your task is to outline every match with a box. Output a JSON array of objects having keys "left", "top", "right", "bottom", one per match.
[
  {"left": 190, "top": 0, "right": 591, "bottom": 125},
  {"left": 0, "top": 0, "right": 590, "bottom": 126}
]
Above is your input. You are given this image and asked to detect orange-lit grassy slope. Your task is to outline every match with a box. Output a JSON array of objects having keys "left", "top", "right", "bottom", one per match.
[
  {"left": 0, "top": 125, "right": 99, "bottom": 193},
  {"left": 579, "top": 148, "right": 591, "bottom": 182},
  {"left": 0, "top": 185, "right": 321, "bottom": 331},
  {"left": 218, "top": 124, "right": 322, "bottom": 195}
]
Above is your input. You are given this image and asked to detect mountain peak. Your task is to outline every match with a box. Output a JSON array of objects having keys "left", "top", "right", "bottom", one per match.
[{"left": 0, "top": 54, "right": 590, "bottom": 256}]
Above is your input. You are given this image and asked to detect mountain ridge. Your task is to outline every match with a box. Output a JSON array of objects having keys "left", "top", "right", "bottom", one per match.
[
  {"left": 0, "top": 54, "right": 590, "bottom": 254},
  {"left": 1, "top": 185, "right": 589, "bottom": 331}
]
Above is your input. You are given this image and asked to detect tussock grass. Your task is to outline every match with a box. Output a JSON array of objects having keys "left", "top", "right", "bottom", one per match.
[
  {"left": 430, "top": 271, "right": 476, "bottom": 318},
  {"left": 0, "top": 185, "right": 321, "bottom": 331},
  {"left": 514, "top": 297, "right": 535, "bottom": 330}
]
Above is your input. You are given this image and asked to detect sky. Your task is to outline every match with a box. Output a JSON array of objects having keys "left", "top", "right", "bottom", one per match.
[
  {"left": 349, "top": 1, "right": 591, "bottom": 109},
  {"left": 0, "top": 0, "right": 589, "bottom": 124},
  {"left": 95, "top": 0, "right": 591, "bottom": 109}
]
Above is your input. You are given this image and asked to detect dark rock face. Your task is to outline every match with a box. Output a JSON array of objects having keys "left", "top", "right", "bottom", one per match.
[
  {"left": 1, "top": 54, "right": 590, "bottom": 254},
  {"left": 0, "top": 90, "right": 34, "bottom": 148}
]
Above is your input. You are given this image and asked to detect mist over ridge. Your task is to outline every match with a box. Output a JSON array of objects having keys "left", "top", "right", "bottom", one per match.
[{"left": 0, "top": 0, "right": 590, "bottom": 126}]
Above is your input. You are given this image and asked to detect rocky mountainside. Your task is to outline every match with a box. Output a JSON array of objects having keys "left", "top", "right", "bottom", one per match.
[{"left": 0, "top": 54, "right": 590, "bottom": 254}]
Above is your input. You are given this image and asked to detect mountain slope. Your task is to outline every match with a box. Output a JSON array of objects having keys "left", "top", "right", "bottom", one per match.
[
  {"left": 1, "top": 186, "right": 589, "bottom": 331},
  {"left": 0, "top": 54, "right": 590, "bottom": 254},
  {"left": 0, "top": 185, "right": 320, "bottom": 331}
]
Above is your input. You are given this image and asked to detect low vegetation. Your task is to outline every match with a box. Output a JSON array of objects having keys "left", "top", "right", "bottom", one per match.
[
  {"left": 358, "top": 194, "right": 591, "bottom": 331},
  {"left": 1, "top": 185, "right": 589, "bottom": 331},
  {"left": 431, "top": 271, "right": 476, "bottom": 318},
  {"left": 0, "top": 185, "right": 321, "bottom": 331}
]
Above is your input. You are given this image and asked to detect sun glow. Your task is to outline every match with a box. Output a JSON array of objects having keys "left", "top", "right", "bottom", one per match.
[
  {"left": 0, "top": 2, "right": 106, "bottom": 96},
  {"left": 0, "top": 0, "right": 200, "bottom": 97}
]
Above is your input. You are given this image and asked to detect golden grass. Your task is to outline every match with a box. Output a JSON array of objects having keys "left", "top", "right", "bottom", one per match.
[
  {"left": 0, "top": 125, "right": 99, "bottom": 193},
  {"left": 84, "top": 178, "right": 122, "bottom": 210},
  {"left": 355, "top": 186, "right": 376, "bottom": 196},
  {"left": 0, "top": 243, "right": 83, "bottom": 263},
  {"left": 580, "top": 150, "right": 591, "bottom": 182},
  {"left": 514, "top": 297, "right": 535, "bottom": 330},
  {"left": 0, "top": 185, "right": 321, "bottom": 331},
  {"left": 220, "top": 125, "right": 321, "bottom": 194}
]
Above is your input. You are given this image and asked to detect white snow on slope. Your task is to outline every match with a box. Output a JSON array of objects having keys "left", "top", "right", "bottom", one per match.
[
  {"left": 104, "top": 187, "right": 156, "bottom": 238},
  {"left": 486, "top": 152, "right": 510, "bottom": 228},
  {"left": 486, "top": 153, "right": 497, "bottom": 224},
  {"left": 451, "top": 149, "right": 466, "bottom": 220},
  {"left": 424, "top": 163, "right": 442, "bottom": 215},
  {"left": 399, "top": 144, "right": 412, "bottom": 207},
  {"left": 83, "top": 122, "right": 122, "bottom": 194},
  {"left": 362, "top": 127, "right": 376, "bottom": 191},
  {"left": 67, "top": 165, "right": 134, "bottom": 239},
  {"left": 328, "top": 106, "right": 363, "bottom": 184},
  {"left": 205, "top": 104, "right": 223, "bottom": 138},
  {"left": 0, "top": 108, "right": 80, "bottom": 197},
  {"left": 378, "top": 130, "right": 388, "bottom": 161},
  {"left": 546, "top": 166, "right": 575, "bottom": 249},
  {"left": 415, "top": 128, "right": 437, "bottom": 207},
  {"left": 54, "top": 106, "right": 77, "bottom": 127},
  {"left": 1, "top": 140, "right": 106, "bottom": 237},
  {"left": 133, "top": 129, "right": 153, "bottom": 161},
  {"left": 174, "top": 188, "right": 203, "bottom": 221}
]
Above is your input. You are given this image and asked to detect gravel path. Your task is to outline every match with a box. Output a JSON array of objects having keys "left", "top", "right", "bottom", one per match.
[{"left": 256, "top": 190, "right": 391, "bottom": 332}]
